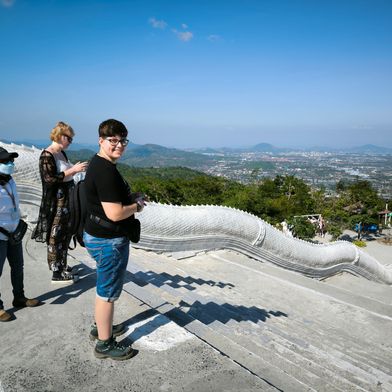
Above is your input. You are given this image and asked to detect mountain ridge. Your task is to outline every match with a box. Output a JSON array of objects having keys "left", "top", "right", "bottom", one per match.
[{"left": 2, "top": 138, "right": 391, "bottom": 156}]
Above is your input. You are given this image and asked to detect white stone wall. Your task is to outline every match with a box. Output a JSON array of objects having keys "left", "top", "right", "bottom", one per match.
[{"left": 0, "top": 141, "right": 42, "bottom": 185}]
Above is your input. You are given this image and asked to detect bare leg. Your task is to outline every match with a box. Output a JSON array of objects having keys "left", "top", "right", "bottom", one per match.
[{"left": 95, "top": 297, "right": 114, "bottom": 340}]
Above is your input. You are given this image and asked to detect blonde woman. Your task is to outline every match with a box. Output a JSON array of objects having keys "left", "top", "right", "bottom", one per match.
[{"left": 32, "top": 122, "right": 87, "bottom": 283}]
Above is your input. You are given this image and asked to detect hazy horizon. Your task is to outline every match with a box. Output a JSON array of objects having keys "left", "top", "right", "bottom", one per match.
[
  {"left": 1, "top": 1, "right": 391, "bottom": 149},
  {"left": 2, "top": 136, "right": 391, "bottom": 153}
]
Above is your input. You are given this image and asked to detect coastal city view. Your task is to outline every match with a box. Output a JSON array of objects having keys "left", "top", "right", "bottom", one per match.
[
  {"left": 87, "top": 141, "right": 392, "bottom": 200},
  {"left": 197, "top": 148, "right": 392, "bottom": 199}
]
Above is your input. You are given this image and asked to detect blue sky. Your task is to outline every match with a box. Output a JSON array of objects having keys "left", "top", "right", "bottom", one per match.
[{"left": 0, "top": 0, "right": 391, "bottom": 149}]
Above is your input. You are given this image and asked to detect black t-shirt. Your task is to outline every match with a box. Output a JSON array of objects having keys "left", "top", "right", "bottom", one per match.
[{"left": 84, "top": 154, "right": 134, "bottom": 238}]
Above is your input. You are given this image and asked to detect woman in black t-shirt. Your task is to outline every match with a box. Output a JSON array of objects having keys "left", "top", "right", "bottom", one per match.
[{"left": 84, "top": 119, "right": 146, "bottom": 361}]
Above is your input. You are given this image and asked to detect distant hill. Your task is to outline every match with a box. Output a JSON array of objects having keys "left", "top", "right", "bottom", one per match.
[
  {"left": 188, "top": 143, "right": 288, "bottom": 154},
  {"left": 121, "top": 143, "right": 216, "bottom": 167},
  {"left": 66, "top": 149, "right": 96, "bottom": 162},
  {"left": 252, "top": 143, "right": 275, "bottom": 152},
  {"left": 184, "top": 147, "right": 223, "bottom": 155},
  {"left": 250, "top": 143, "right": 291, "bottom": 153},
  {"left": 118, "top": 165, "right": 210, "bottom": 181}
]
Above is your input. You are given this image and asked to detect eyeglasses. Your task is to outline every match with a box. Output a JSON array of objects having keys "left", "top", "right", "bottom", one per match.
[
  {"left": 105, "top": 137, "right": 129, "bottom": 147},
  {"left": 63, "top": 134, "right": 73, "bottom": 143}
]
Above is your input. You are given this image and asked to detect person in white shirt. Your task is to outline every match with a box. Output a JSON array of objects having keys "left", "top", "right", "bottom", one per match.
[{"left": 0, "top": 147, "right": 40, "bottom": 322}]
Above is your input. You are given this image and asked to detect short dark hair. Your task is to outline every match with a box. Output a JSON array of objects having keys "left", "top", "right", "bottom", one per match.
[{"left": 98, "top": 119, "right": 128, "bottom": 138}]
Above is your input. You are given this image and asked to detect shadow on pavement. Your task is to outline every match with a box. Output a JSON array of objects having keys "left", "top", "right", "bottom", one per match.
[{"left": 120, "top": 268, "right": 287, "bottom": 345}]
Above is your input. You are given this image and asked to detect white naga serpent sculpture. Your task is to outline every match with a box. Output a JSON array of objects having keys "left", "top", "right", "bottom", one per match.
[{"left": 2, "top": 141, "right": 391, "bottom": 285}]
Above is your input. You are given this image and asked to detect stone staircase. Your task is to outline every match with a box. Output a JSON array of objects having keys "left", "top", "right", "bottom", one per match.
[{"left": 117, "top": 248, "right": 392, "bottom": 392}]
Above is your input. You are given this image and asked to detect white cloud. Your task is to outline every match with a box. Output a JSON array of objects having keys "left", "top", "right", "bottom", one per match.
[
  {"left": 149, "top": 18, "right": 193, "bottom": 42},
  {"left": 172, "top": 29, "right": 193, "bottom": 42},
  {"left": 1, "top": 0, "right": 15, "bottom": 7},
  {"left": 207, "top": 34, "right": 222, "bottom": 42},
  {"left": 148, "top": 17, "right": 167, "bottom": 29}
]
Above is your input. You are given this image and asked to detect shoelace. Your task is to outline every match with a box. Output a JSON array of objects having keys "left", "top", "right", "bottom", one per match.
[
  {"left": 115, "top": 342, "right": 129, "bottom": 350},
  {"left": 99, "top": 336, "right": 131, "bottom": 352}
]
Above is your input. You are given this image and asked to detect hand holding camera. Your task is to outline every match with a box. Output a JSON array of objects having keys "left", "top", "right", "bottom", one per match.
[{"left": 134, "top": 193, "right": 149, "bottom": 212}]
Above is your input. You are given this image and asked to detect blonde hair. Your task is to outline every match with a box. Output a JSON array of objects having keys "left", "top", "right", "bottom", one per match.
[{"left": 50, "top": 121, "right": 75, "bottom": 142}]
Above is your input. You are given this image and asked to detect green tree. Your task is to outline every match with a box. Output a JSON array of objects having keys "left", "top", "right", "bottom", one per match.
[
  {"left": 287, "top": 216, "right": 316, "bottom": 240},
  {"left": 256, "top": 176, "right": 315, "bottom": 224}
]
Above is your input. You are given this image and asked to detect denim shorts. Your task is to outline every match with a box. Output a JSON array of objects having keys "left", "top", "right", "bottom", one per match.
[{"left": 83, "top": 232, "right": 130, "bottom": 302}]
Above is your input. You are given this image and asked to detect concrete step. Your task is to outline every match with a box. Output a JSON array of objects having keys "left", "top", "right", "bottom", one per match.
[
  {"left": 166, "top": 277, "right": 392, "bottom": 391},
  {"left": 122, "top": 278, "right": 314, "bottom": 392},
  {"left": 322, "top": 272, "right": 392, "bottom": 306},
  {"left": 185, "top": 301, "right": 363, "bottom": 392},
  {"left": 208, "top": 250, "right": 392, "bottom": 318},
  {"left": 125, "top": 258, "right": 392, "bottom": 391},
  {"left": 185, "top": 252, "right": 392, "bottom": 377}
]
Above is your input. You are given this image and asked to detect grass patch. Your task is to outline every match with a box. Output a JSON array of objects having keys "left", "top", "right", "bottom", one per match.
[{"left": 353, "top": 240, "right": 367, "bottom": 247}]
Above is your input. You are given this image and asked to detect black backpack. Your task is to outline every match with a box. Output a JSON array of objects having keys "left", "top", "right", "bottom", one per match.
[
  {"left": 68, "top": 180, "right": 87, "bottom": 249},
  {"left": 67, "top": 180, "right": 141, "bottom": 249}
]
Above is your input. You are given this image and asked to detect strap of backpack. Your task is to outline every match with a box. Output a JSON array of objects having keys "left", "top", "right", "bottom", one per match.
[
  {"left": 89, "top": 214, "right": 122, "bottom": 232},
  {"left": 68, "top": 235, "right": 77, "bottom": 250},
  {"left": 0, "top": 226, "right": 10, "bottom": 237}
]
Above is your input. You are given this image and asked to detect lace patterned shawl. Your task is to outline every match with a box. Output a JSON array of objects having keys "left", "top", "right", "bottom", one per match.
[{"left": 31, "top": 150, "right": 69, "bottom": 244}]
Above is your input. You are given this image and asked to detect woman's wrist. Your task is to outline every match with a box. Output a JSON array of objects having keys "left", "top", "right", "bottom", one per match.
[{"left": 63, "top": 169, "right": 71, "bottom": 178}]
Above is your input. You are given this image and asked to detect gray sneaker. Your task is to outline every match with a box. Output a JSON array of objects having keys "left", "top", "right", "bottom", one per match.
[
  {"left": 94, "top": 337, "right": 134, "bottom": 360},
  {"left": 89, "top": 323, "right": 126, "bottom": 341}
]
